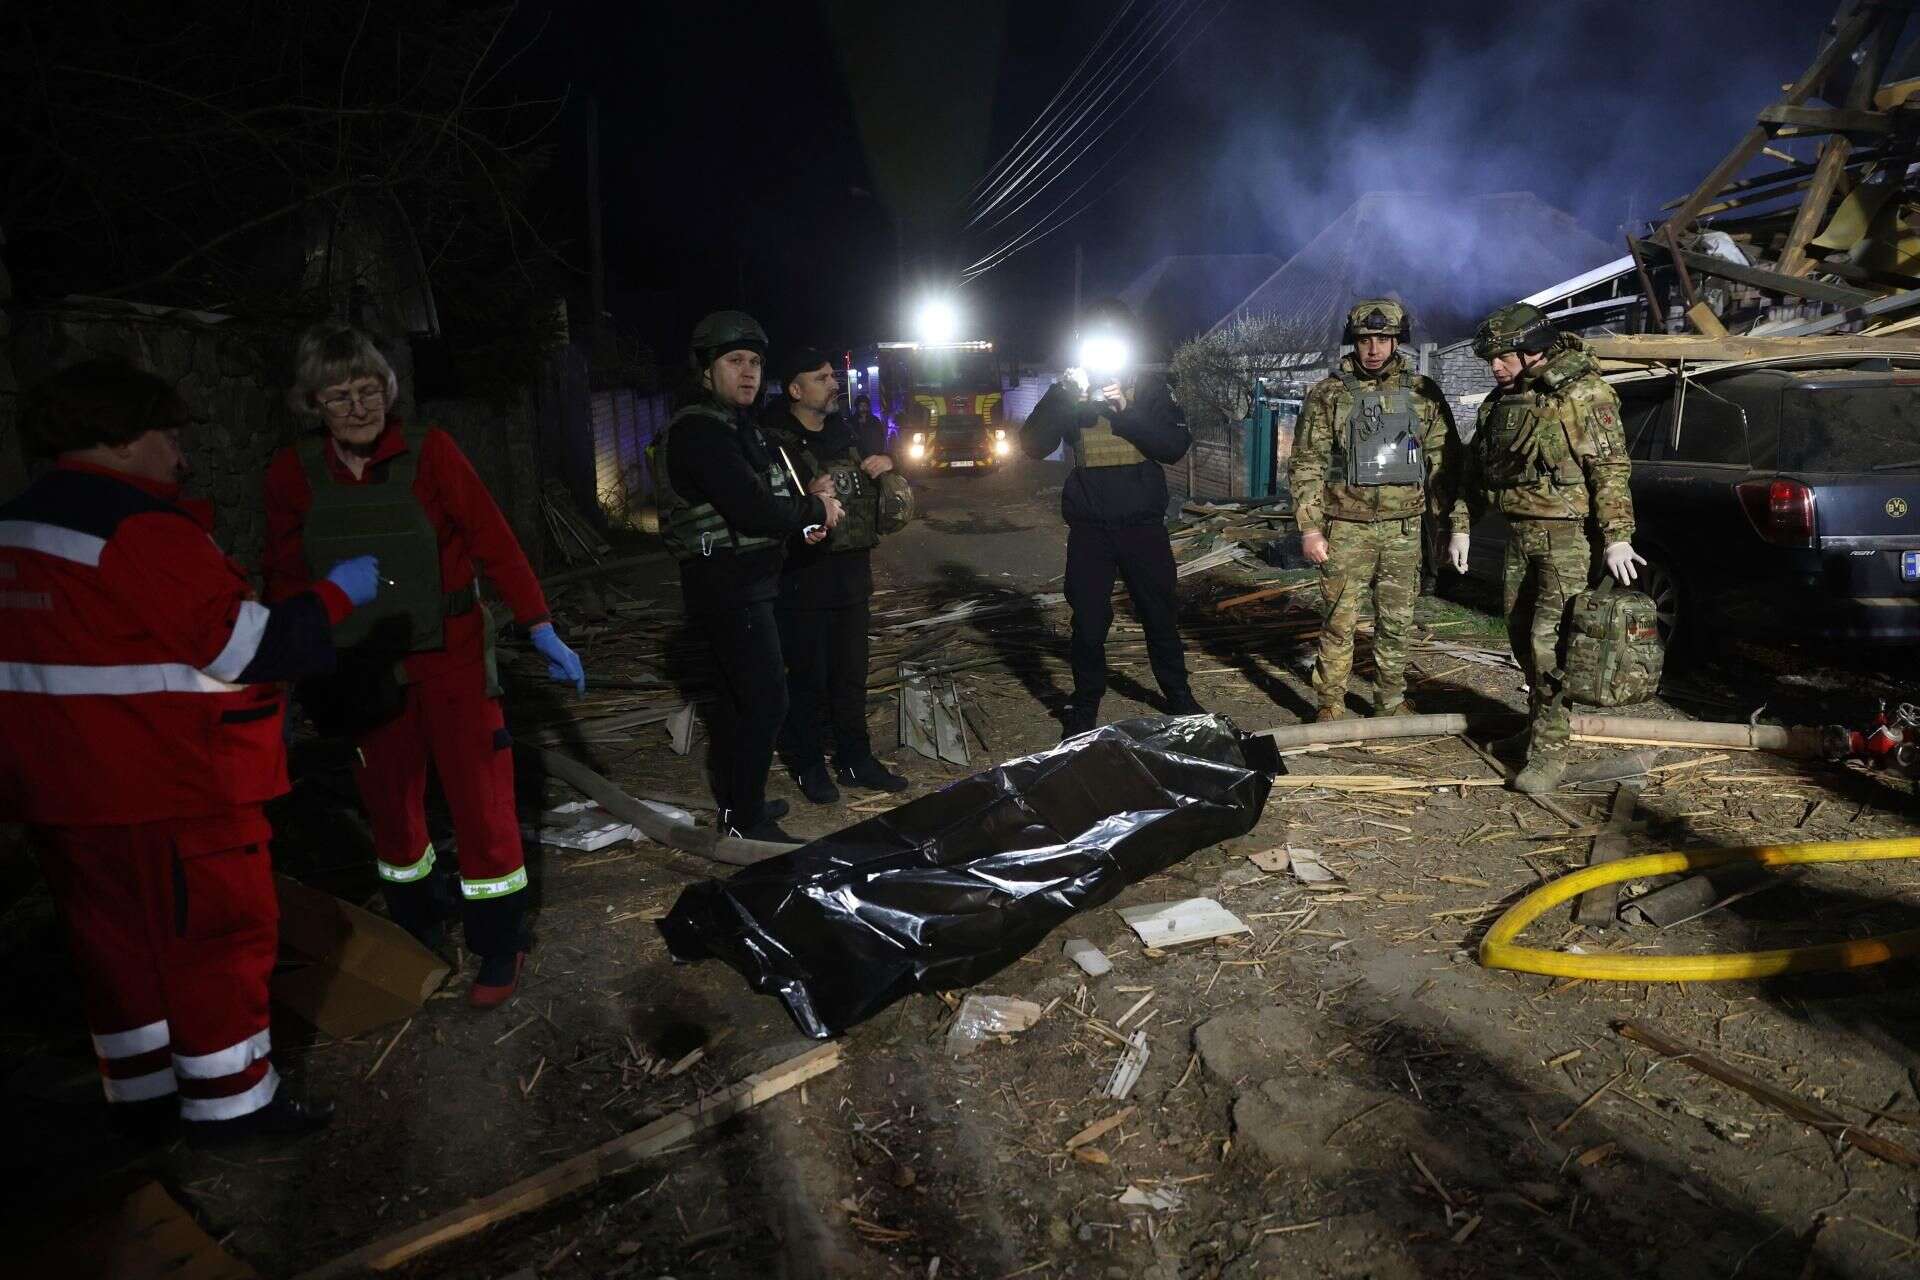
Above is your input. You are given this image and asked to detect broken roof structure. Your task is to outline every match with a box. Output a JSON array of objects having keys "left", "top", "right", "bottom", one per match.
[
  {"left": 1601, "top": 0, "right": 1920, "bottom": 365},
  {"left": 1209, "top": 191, "right": 1615, "bottom": 349}
]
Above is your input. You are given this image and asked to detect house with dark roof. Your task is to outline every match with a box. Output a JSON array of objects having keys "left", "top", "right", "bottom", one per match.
[{"left": 1118, "top": 253, "right": 1283, "bottom": 356}]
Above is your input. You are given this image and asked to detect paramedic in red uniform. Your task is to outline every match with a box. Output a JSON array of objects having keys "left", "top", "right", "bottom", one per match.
[
  {"left": 262, "top": 324, "right": 585, "bottom": 1007},
  {"left": 0, "top": 359, "right": 373, "bottom": 1142}
]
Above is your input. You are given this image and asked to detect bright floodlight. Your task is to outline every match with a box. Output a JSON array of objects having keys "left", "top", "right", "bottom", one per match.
[
  {"left": 1078, "top": 334, "right": 1130, "bottom": 377},
  {"left": 917, "top": 298, "right": 960, "bottom": 344}
]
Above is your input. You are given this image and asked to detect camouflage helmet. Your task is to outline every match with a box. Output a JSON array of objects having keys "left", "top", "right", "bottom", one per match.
[
  {"left": 1471, "top": 302, "right": 1557, "bottom": 360},
  {"left": 1344, "top": 298, "right": 1410, "bottom": 342},
  {"left": 688, "top": 310, "right": 768, "bottom": 370}
]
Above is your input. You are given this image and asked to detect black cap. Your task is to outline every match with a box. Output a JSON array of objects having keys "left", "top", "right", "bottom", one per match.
[{"left": 774, "top": 345, "right": 835, "bottom": 396}]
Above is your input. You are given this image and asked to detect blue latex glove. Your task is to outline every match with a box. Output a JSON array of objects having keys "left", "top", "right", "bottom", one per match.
[
  {"left": 530, "top": 623, "right": 585, "bottom": 692},
  {"left": 323, "top": 555, "right": 380, "bottom": 607}
]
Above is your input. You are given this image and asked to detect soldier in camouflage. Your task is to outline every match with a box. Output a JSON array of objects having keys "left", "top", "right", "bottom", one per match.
[
  {"left": 1446, "top": 303, "right": 1645, "bottom": 793},
  {"left": 1291, "top": 300, "right": 1462, "bottom": 720}
]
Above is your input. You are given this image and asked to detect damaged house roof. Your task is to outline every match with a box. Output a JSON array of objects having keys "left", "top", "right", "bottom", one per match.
[
  {"left": 1118, "top": 253, "right": 1285, "bottom": 354},
  {"left": 1210, "top": 190, "right": 1617, "bottom": 349}
]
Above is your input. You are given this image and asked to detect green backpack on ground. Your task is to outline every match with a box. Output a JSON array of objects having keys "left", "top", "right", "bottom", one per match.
[{"left": 1557, "top": 577, "right": 1665, "bottom": 707}]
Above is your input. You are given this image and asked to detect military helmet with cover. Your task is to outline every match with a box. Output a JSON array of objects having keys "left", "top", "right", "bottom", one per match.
[
  {"left": 1472, "top": 303, "right": 1557, "bottom": 360},
  {"left": 688, "top": 310, "right": 769, "bottom": 370},
  {"left": 1344, "top": 299, "right": 1410, "bottom": 342}
]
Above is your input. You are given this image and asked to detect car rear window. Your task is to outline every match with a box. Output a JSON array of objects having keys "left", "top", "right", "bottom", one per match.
[{"left": 1780, "top": 385, "right": 1920, "bottom": 470}]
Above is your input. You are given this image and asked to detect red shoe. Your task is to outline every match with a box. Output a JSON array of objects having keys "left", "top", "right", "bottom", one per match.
[{"left": 468, "top": 951, "right": 527, "bottom": 1007}]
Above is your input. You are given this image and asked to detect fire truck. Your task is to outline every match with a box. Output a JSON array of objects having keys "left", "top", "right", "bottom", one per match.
[{"left": 876, "top": 339, "right": 1011, "bottom": 472}]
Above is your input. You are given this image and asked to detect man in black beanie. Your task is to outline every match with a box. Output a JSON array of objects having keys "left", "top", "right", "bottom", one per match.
[{"left": 761, "top": 347, "right": 910, "bottom": 803}]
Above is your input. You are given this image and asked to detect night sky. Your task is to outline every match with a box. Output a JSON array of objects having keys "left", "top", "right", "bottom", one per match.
[{"left": 516, "top": 0, "right": 1844, "bottom": 365}]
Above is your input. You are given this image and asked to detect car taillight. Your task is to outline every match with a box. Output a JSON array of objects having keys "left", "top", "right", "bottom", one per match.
[{"left": 1736, "top": 478, "right": 1815, "bottom": 547}]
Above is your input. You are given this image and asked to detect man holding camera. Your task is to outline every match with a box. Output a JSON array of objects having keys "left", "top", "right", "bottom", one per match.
[
  {"left": 1020, "top": 298, "right": 1201, "bottom": 738},
  {"left": 1292, "top": 299, "right": 1461, "bottom": 721}
]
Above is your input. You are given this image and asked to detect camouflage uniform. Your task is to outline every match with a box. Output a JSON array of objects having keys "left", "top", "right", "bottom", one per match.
[
  {"left": 1292, "top": 304, "right": 1462, "bottom": 715},
  {"left": 1454, "top": 316, "right": 1634, "bottom": 762}
]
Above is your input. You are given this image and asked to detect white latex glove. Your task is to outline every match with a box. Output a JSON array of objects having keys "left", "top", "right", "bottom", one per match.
[
  {"left": 1301, "top": 530, "right": 1329, "bottom": 565},
  {"left": 1447, "top": 532, "right": 1470, "bottom": 574},
  {"left": 1604, "top": 540, "right": 1647, "bottom": 585}
]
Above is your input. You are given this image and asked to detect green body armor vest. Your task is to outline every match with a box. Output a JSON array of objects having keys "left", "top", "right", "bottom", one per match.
[
  {"left": 651, "top": 405, "right": 798, "bottom": 562},
  {"left": 1480, "top": 391, "right": 1585, "bottom": 496},
  {"left": 1330, "top": 373, "right": 1422, "bottom": 487},
  {"left": 299, "top": 430, "right": 470, "bottom": 654},
  {"left": 1071, "top": 413, "right": 1148, "bottom": 469}
]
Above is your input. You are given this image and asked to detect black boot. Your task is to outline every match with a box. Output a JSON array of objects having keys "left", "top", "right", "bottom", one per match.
[
  {"left": 721, "top": 808, "right": 801, "bottom": 843},
  {"left": 836, "top": 756, "right": 909, "bottom": 793},
  {"left": 1060, "top": 702, "right": 1098, "bottom": 740},
  {"left": 1165, "top": 691, "right": 1206, "bottom": 716},
  {"left": 186, "top": 1091, "right": 334, "bottom": 1148},
  {"left": 382, "top": 877, "right": 444, "bottom": 950},
  {"left": 793, "top": 763, "right": 841, "bottom": 804}
]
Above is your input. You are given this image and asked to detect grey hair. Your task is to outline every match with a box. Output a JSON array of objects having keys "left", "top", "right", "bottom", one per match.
[{"left": 287, "top": 324, "right": 400, "bottom": 419}]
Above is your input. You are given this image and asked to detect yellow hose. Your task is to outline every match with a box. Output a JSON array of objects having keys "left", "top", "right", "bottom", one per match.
[{"left": 1478, "top": 836, "right": 1920, "bottom": 981}]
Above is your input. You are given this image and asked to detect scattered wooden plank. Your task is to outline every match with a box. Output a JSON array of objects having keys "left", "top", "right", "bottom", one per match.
[
  {"left": 1614, "top": 1021, "right": 1920, "bottom": 1170},
  {"left": 1585, "top": 333, "right": 1920, "bottom": 362},
  {"left": 1065, "top": 1105, "right": 1137, "bottom": 1151},
  {"left": 1572, "top": 784, "right": 1640, "bottom": 928},
  {"left": 1684, "top": 301, "right": 1729, "bottom": 339},
  {"left": 1118, "top": 898, "right": 1252, "bottom": 948},
  {"left": 295, "top": 1044, "right": 843, "bottom": 1278}
]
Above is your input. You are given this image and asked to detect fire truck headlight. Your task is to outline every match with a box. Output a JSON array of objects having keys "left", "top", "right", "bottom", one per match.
[
  {"left": 994, "top": 436, "right": 1011, "bottom": 457},
  {"left": 907, "top": 440, "right": 925, "bottom": 461},
  {"left": 917, "top": 298, "right": 959, "bottom": 345}
]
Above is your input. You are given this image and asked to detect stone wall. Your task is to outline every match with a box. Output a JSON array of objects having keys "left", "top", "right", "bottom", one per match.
[{"left": 2, "top": 300, "right": 544, "bottom": 578}]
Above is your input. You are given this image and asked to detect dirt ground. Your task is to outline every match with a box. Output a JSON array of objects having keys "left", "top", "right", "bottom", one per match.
[{"left": 7, "top": 458, "right": 1920, "bottom": 1279}]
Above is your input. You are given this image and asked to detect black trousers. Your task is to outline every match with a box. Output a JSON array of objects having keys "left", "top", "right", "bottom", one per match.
[
  {"left": 1064, "top": 522, "right": 1190, "bottom": 708},
  {"left": 776, "top": 597, "right": 873, "bottom": 772},
  {"left": 699, "top": 601, "right": 790, "bottom": 825}
]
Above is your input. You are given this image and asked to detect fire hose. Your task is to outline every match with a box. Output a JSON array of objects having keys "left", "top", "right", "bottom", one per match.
[{"left": 1478, "top": 836, "right": 1920, "bottom": 982}]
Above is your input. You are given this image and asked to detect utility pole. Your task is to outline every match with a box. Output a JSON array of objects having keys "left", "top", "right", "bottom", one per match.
[{"left": 586, "top": 99, "right": 606, "bottom": 344}]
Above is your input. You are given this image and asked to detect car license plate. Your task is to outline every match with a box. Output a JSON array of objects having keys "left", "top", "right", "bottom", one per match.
[
  {"left": 1904, "top": 551, "right": 1920, "bottom": 582},
  {"left": 949, "top": 459, "right": 974, "bottom": 468}
]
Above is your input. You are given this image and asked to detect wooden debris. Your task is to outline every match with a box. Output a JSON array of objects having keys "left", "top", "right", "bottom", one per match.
[
  {"left": 1065, "top": 1106, "right": 1136, "bottom": 1151},
  {"left": 296, "top": 1043, "right": 843, "bottom": 1277},
  {"left": 1118, "top": 898, "right": 1252, "bottom": 947},
  {"left": 1104, "top": 1031, "right": 1151, "bottom": 1101},
  {"left": 1614, "top": 1021, "right": 1920, "bottom": 1170},
  {"left": 1573, "top": 784, "right": 1640, "bottom": 928}
]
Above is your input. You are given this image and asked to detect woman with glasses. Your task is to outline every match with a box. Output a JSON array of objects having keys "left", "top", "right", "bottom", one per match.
[{"left": 262, "top": 324, "right": 584, "bottom": 1007}]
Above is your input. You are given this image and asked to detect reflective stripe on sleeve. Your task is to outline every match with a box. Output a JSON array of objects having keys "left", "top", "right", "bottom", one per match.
[
  {"left": 377, "top": 843, "right": 436, "bottom": 883},
  {"left": 91, "top": 1019, "right": 169, "bottom": 1060},
  {"left": 180, "top": 1065, "right": 279, "bottom": 1122},
  {"left": 0, "top": 661, "right": 243, "bottom": 695},
  {"left": 102, "top": 1066, "right": 178, "bottom": 1103},
  {"left": 173, "top": 1028, "right": 270, "bottom": 1080},
  {"left": 0, "top": 520, "right": 106, "bottom": 566},
  {"left": 201, "top": 600, "right": 272, "bottom": 682},
  {"left": 460, "top": 866, "right": 529, "bottom": 899}
]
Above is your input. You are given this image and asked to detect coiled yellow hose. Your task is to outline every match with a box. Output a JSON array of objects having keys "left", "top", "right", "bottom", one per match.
[{"left": 1478, "top": 836, "right": 1920, "bottom": 981}]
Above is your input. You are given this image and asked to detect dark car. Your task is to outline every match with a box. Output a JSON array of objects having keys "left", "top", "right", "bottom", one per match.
[{"left": 1464, "top": 356, "right": 1920, "bottom": 653}]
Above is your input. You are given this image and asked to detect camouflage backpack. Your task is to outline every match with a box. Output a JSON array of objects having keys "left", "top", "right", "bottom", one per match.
[
  {"left": 876, "top": 469, "right": 915, "bottom": 534},
  {"left": 1557, "top": 578, "right": 1665, "bottom": 707}
]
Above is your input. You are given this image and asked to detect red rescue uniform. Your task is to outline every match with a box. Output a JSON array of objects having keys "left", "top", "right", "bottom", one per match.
[
  {"left": 0, "top": 462, "right": 351, "bottom": 1120},
  {"left": 262, "top": 420, "right": 549, "bottom": 952}
]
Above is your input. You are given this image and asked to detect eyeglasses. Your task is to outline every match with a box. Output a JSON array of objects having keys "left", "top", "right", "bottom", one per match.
[{"left": 318, "top": 388, "right": 387, "bottom": 415}]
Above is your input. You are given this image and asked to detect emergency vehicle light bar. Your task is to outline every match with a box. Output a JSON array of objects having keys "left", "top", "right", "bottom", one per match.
[{"left": 877, "top": 340, "right": 994, "bottom": 352}]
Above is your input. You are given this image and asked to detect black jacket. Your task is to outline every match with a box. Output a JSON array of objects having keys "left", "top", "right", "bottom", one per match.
[
  {"left": 761, "top": 406, "right": 873, "bottom": 610},
  {"left": 1020, "top": 372, "right": 1188, "bottom": 527},
  {"left": 666, "top": 403, "right": 826, "bottom": 612}
]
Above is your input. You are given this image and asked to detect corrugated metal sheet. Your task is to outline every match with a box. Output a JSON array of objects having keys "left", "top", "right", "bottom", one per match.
[{"left": 590, "top": 388, "right": 673, "bottom": 525}]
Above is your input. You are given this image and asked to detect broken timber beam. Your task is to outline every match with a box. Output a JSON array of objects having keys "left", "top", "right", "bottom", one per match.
[
  {"left": 1627, "top": 237, "right": 1874, "bottom": 306},
  {"left": 1613, "top": 1021, "right": 1920, "bottom": 1170},
  {"left": 1757, "top": 103, "right": 1893, "bottom": 135},
  {"left": 1585, "top": 333, "right": 1920, "bottom": 362},
  {"left": 538, "top": 748, "right": 796, "bottom": 865},
  {"left": 1572, "top": 783, "right": 1640, "bottom": 928},
  {"left": 1775, "top": 138, "right": 1854, "bottom": 278},
  {"left": 294, "top": 1043, "right": 843, "bottom": 1278},
  {"left": 1659, "top": 3, "right": 1882, "bottom": 241}
]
